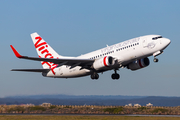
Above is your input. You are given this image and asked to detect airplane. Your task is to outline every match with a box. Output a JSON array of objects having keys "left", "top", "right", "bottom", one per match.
[{"left": 10, "top": 32, "right": 171, "bottom": 80}]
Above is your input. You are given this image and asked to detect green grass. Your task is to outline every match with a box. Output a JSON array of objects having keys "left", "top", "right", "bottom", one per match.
[
  {"left": 49, "top": 105, "right": 57, "bottom": 109},
  {"left": 138, "top": 107, "right": 147, "bottom": 111},
  {"left": 29, "top": 106, "right": 46, "bottom": 111},
  {"left": 0, "top": 115, "right": 180, "bottom": 120},
  {"left": 7, "top": 106, "right": 25, "bottom": 113},
  {"left": 151, "top": 108, "right": 169, "bottom": 113},
  {"left": 103, "top": 107, "right": 123, "bottom": 114}
]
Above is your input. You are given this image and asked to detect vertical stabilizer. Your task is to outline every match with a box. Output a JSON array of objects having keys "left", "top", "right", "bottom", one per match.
[{"left": 31, "top": 32, "right": 61, "bottom": 69}]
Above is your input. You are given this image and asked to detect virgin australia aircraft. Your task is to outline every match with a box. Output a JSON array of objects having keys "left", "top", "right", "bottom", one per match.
[{"left": 10, "top": 32, "right": 171, "bottom": 80}]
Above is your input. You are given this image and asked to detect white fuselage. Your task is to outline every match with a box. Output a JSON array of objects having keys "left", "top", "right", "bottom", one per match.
[{"left": 44, "top": 35, "right": 170, "bottom": 78}]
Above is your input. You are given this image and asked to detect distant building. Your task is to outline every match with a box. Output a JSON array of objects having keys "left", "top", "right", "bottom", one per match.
[
  {"left": 125, "top": 103, "right": 132, "bottom": 107},
  {"left": 20, "top": 103, "right": 35, "bottom": 107},
  {"left": 40, "top": 103, "right": 52, "bottom": 107},
  {"left": 134, "top": 104, "right": 141, "bottom": 107},
  {"left": 26, "top": 103, "right": 35, "bottom": 107},
  {"left": 146, "top": 103, "right": 153, "bottom": 107}
]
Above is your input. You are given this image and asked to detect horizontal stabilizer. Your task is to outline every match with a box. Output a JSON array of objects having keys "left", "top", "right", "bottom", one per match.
[{"left": 11, "top": 69, "right": 50, "bottom": 72}]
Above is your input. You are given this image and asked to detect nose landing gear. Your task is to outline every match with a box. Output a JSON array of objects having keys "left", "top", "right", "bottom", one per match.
[
  {"left": 153, "top": 51, "right": 162, "bottom": 63},
  {"left": 153, "top": 57, "right": 159, "bottom": 62}
]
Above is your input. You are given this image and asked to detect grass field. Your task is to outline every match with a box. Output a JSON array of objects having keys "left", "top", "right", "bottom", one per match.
[{"left": 0, "top": 115, "right": 180, "bottom": 120}]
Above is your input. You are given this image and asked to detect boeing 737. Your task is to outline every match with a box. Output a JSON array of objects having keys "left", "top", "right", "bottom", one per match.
[{"left": 10, "top": 32, "right": 171, "bottom": 80}]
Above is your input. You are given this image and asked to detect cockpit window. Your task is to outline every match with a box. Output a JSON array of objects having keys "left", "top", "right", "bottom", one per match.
[{"left": 152, "top": 36, "right": 163, "bottom": 40}]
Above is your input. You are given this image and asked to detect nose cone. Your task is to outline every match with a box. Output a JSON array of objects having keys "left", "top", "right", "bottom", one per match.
[
  {"left": 162, "top": 38, "right": 171, "bottom": 49},
  {"left": 165, "top": 38, "right": 171, "bottom": 45}
]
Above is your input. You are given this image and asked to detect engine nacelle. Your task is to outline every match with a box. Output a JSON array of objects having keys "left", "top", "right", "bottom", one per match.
[
  {"left": 127, "top": 58, "right": 150, "bottom": 71},
  {"left": 93, "top": 56, "right": 115, "bottom": 70}
]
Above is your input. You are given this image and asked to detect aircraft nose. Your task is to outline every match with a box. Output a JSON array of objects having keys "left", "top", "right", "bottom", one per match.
[
  {"left": 162, "top": 38, "right": 171, "bottom": 49},
  {"left": 164, "top": 38, "right": 171, "bottom": 46}
]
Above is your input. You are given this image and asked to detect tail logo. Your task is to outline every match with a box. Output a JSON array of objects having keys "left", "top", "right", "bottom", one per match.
[{"left": 34, "top": 36, "right": 58, "bottom": 75}]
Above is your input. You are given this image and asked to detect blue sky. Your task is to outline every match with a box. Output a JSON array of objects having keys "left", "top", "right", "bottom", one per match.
[{"left": 1, "top": 0, "right": 180, "bottom": 97}]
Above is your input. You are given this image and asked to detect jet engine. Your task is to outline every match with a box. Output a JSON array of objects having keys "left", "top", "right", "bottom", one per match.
[
  {"left": 127, "top": 58, "right": 150, "bottom": 71},
  {"left": 93, "top": 56, "right": 115, "bottom": 70}
]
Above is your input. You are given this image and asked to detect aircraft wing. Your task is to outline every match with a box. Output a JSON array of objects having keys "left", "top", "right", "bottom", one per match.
[
  {"left": 10, "top": 45, "right": 94, "bottom": 68},
  {"left": 11, "top": 69, "right": 50, "bottom": 72}
]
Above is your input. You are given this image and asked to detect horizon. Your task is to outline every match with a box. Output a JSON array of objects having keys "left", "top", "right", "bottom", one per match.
[{"left": 3, "top": 94, "right": 180, "bottom": 98}]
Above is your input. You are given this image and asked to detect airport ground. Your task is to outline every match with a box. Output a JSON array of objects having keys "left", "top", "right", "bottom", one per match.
[
  {"left": 1, "top": 105, "right": 180, "bottom": 119},
  {"left": 1, "top": 104, "right": 180, "bottom": 115},
  {"left": 0, "top": 115, "right": 180, "bottom": 120}
]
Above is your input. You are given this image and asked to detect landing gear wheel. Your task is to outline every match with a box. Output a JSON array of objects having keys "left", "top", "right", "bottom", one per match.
[
  {"left": 116, "top": 74, "right": 120, "bottom": 79},
  {"left": 95, "top": 74, "right": 99, "bottom": 80},
  {"left": 111, "top": 74, "right": 116, "bottom": 79},
  {"left": 153, "top": 58, "right": 159, "bottom": 62},
  {"left": 91, "top": 74, "right": 94, "bottom": 79},
  {"left": 91, "top": 73, "right": 99, "bottom": 80},
  {"left": 111, "top": 73, "right": 120, "bottom": 80}
]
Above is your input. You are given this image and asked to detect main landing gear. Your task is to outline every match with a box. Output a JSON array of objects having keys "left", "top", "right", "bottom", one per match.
[
  {"left": 91, "top": 72, "right": 99, "bottom": 80},
  {"left": 111, "top": 69, "right": 120, "bottom": 80},
  {"left": 90, "top": 69, "right": 120, "bottom": 80}
]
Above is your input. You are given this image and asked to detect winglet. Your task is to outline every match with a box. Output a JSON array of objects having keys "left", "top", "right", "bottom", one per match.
[{"left": 10, "top": 45, "right": 23, "bottom": 58}]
